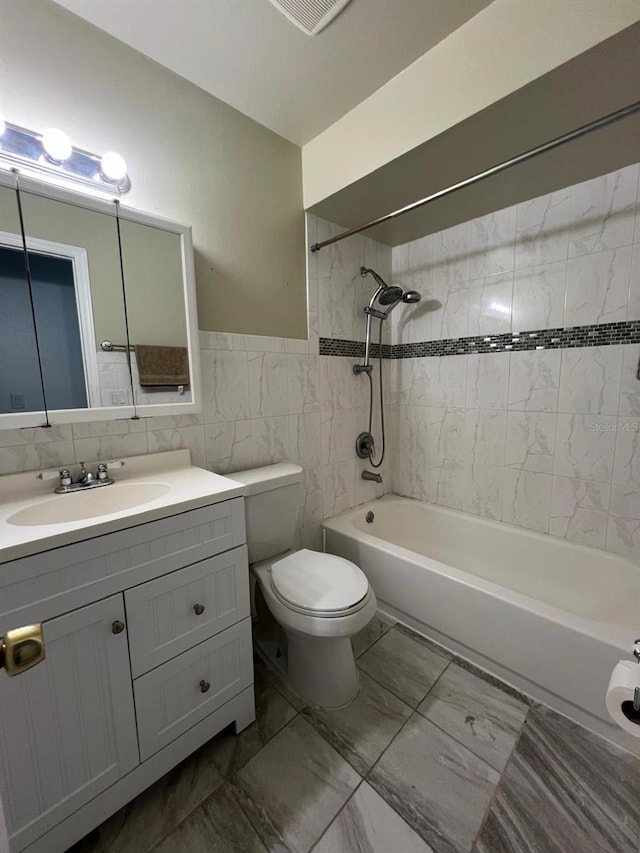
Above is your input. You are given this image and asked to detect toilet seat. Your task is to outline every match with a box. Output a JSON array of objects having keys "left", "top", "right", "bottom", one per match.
[{"left": 270, "top": 549, "right": 370, "bottom": 617}]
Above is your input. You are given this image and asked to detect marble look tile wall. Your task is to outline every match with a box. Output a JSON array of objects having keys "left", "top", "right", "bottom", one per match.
[
  {"left": 0, "top": 214, "right": 393, "bottom": 551},
  {"left": 308, "top": 214, "right": 395, "bottom": 516},
  {"left": 6, "top": 165, "right": 637, "bottom": 561},
  {"left": 391, "top": 164, "right": 640, "bottom": 561}
]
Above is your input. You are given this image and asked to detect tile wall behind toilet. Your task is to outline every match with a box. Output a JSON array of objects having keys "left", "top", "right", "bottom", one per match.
[
  {"left": 0, "top": 214, "right": 393, "bottom": 552},
  {"left": 390, "top": 163, "right": 640, "bottom": 561}
]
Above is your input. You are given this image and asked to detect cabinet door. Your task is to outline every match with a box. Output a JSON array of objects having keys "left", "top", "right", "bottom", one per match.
[{"left": 0, "top": 595, "right": 138, "bottom": 852}]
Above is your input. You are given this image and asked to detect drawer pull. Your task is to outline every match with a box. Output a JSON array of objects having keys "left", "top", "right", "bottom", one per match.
[
  {"left": 112, "top": 620, "right": 126, "bottom": 635},
  {"left": 193, "top": 603, "right": 205, "bottom": 616},
  {"left": 199, "top": 679, "right": 210, "bottom": 693}
]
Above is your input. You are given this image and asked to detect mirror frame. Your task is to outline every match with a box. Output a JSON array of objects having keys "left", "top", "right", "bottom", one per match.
[{"left": 0, "top": 170, "right": 201, "bottom": 429}]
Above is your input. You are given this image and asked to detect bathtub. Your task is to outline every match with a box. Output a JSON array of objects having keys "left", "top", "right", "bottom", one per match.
[{"left": 323, "top": 495, "right": 640, "bottom": 755}]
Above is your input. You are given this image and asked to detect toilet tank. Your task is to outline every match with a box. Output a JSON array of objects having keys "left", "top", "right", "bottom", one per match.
[{"left": 230, "top": 463, "right": 303, "bottom": 563}]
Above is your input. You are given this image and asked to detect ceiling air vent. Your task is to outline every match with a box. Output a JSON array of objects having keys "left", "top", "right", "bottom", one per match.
[{"left": 268, "top": 0, "right": 353, "bottom": 35}]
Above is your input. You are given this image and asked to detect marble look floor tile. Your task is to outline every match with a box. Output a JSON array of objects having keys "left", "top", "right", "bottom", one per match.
[
  {"left": 313, "top": 782, "right": 434, "bottom": 853},
  {"left": 209, "top": 658, "right": 297, "bottom": 778},
  {"left": 474, "top": 705, "right": 640, "bottom": 853},
  {"left": 368, "top": 712, "right": 500, "bottom": 853},
  {"left": 70, "top": 737, "right": 224, "bottom": 853},
  {"left": 418, "top": 664, "right": 528, "bottom": 772},
  {"left": 302, "top": 671, "right": 412, "bottom": 775},
  {"left": 358, "top": 626, "right": 451, "bottom": 707},
  {"left": 233, "top": 715, "right": 360, "bottom": 853},
  {"left": 351, "top": 613, "right": 396, "bottom": 658},
  {"left": 152, "top": 783, "right": 267, "bottom": 853}
]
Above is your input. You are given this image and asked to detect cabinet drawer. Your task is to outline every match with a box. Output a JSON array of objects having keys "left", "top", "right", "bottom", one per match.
[
  {"left": 134, "top": 618, "right": 253, "bottom": 761},
  {"left": 125, "top": 546, "right": 250, "bottom": 677},
  {"left": 1, "top": 498, "right": 246, "bottom": 628}
]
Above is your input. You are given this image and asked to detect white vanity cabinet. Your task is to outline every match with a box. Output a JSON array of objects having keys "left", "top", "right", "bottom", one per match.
[{"left": 0, "top": 495, "right": 255, "bottom": 853}]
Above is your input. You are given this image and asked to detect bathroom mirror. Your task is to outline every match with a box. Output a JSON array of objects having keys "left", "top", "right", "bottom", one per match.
[
  {"left": 117, "top": 215, "right": 196, "bottom": 413},
  {"left": 0, "top": 171, "right": 201, "bottom": 429},
  {"left": 0, "top": 184, "right": 47, "bottom": 424},
  {"left": 17, "top": 186, "right": 134, "bottom": 418}
]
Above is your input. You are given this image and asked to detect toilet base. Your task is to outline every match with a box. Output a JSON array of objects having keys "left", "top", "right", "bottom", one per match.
[{"left": 287, "top": 633, "right": 359, "bottom": 708}]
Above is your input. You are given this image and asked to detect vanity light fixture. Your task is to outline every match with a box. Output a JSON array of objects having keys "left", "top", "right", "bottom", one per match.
[
  {"left": 0, "top": 119, "right": 131, "bottom": 194},
  {"left": 42, "top": 128, "right": 72, "bottom": 163},
  {"left": 100, "top": 151, "right": 128, "bottom": 182}
]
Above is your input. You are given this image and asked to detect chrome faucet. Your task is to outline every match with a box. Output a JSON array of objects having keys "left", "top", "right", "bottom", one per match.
[
  {"left": 37, "top": 460, "right": 125, "bottom": 494},
  {"left": 78, "top": 462, "right": 94, "bottom": 485}
]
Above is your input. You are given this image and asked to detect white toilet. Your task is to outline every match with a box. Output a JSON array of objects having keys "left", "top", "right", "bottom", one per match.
[{"left": 231, "top": 462, "right": 376, "bottom": 708}]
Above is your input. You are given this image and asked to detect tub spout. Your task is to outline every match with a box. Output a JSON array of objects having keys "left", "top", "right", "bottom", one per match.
[{"left": 362, "top": 470, "right": 382, "bottom": 484}]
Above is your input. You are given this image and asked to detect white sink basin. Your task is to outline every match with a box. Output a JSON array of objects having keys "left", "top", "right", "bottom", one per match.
[{"left": 7, "top": 483, "right": 171, "bottom": 526}]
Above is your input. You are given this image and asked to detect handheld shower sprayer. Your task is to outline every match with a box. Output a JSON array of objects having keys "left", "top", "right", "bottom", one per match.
[
  {"left": 354, "top": 266, "right": 422, "bottom": 474},
  {"left": 356, "top": 267, "right": 422, "bottom": 372}
]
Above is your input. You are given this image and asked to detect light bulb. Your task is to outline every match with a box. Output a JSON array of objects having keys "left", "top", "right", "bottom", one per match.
[
  {"left": 100, "top": 151, "right": 127, "bottom": 182},
  {"left": 42, "top": 128, "right": 72, "bottom": 162}
]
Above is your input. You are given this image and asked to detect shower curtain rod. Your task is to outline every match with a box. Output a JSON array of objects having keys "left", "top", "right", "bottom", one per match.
[{"left": 309, "top": 100, "right": 640, "bottom": 253}]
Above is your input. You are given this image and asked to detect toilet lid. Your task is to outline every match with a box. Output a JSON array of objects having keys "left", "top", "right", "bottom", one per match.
[{"left": 271, "top": 549, "right": 369, "bottom": 613}]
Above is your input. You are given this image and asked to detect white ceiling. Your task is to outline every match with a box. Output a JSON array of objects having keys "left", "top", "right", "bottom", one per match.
[{"left": 51, "top": 0, "right": 493, "bottom": 145}]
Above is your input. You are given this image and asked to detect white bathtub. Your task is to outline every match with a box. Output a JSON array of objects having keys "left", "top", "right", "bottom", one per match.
[{"left": 323, "top": 495, "right": 640, "bottom": 755}]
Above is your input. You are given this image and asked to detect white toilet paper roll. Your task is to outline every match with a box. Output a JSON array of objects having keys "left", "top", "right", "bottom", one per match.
[{"left": 606, "top": 660, "right": 640, "bottom": 736}]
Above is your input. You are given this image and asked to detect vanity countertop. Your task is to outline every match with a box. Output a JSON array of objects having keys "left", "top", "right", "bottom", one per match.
[{"left": 0, "top": 450, "right": 246, "bottom": 563}]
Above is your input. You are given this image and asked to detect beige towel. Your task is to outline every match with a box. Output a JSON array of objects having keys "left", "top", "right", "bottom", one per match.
[{"left": 136, "top": 345, "right": 189, "bottom": 387}]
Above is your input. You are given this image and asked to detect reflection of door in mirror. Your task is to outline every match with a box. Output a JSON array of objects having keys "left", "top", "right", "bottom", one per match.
[
  {"left": 118, "top": 219, "right": 191, "bottom": 405},
  {"left": 18, "top": 192, "right": 134, "bottom": 411},
  {"left": 0, "top": 186, "right": 46, "bottom": 417}
]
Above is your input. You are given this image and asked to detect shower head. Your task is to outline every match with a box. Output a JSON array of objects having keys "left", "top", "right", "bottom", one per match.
[
  {"left": 360, "top": 267, "right": 421, "bottom": 308},
  {"left": 378, "top": 286, "right": 404, "bottom": 306}
]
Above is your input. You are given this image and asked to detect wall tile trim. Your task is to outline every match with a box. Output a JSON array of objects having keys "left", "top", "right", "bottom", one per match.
[
  {"left": 319, "top": 338, "right": 392, "bottom": 359},
  {"left": 320, "top": 320, "right": 640, "bottom": 360}
]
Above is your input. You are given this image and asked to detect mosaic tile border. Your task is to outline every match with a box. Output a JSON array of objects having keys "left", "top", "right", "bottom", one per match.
[
  {"left": 319, "top": 338, "right": 392, "bottom": 359},
  {"left": 320, "top": 321, "right": 640, "bottom": 360}
]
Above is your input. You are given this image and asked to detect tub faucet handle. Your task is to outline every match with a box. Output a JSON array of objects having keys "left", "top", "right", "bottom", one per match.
[{"left": 633, "top": 639, "right": 640, "bottom": 663}]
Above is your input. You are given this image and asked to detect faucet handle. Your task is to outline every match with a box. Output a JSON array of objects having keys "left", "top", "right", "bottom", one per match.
[
  {"left": 36, "top": 468, "right": 70, "bottom": 482},
  {"left": 96, "top": 460, "right": 125, "bottom": 481},
  {"left": 103, "top": 460, "right": 125, "bottom": 470},
  {"left": 633, "top": 639, "right": 640, "bottom": 663}
]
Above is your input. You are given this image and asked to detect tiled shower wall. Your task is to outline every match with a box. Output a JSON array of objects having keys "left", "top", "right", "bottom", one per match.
[
  {"left": 0, "top": 214, "right": 393, "bottom": 551},
  {"left": 390, "top": 163, "right": 640, "bottom": 561}
]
